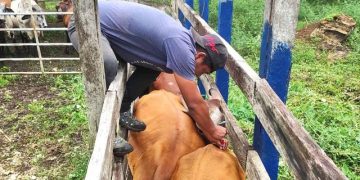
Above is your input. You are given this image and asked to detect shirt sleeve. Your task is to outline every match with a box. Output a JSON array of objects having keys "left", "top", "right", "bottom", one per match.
[{"left": 163, "top": 37, "right": 196, "bottom": 81}]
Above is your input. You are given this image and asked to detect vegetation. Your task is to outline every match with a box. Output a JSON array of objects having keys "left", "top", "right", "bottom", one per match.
[{"left": 1, "top": 0, "right": 359, "bottom": 179}]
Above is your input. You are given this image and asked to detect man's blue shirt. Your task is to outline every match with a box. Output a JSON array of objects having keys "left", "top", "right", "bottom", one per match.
[{"left": 98, "top": 1, "right": 196, "bottom": 80}]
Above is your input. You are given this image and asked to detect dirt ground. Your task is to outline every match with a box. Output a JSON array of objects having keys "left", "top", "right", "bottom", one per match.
[
  {"left": 0, "top": 74, "right": 89, "bottom": 179},
  {"left": 0, "top": 22, "right": 87, "bottom": 179},
  {"left": 0, "top": 76, "right": 56, "bottom": 178},
  {"left": 296, "top": 15, "right": 356, "bottom": 60}
]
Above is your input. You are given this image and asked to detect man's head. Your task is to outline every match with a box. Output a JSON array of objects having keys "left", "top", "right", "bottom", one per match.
[{"left": 192, "top": 30, "right": 228, "bottom": 77}]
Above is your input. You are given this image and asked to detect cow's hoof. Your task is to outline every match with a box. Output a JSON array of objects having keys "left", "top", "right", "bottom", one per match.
[
  {"left": 120, "top": 111, "right": 146, "bottom": 132},
  {"left": 113, "top": 137, "right": 133, "bottom": 157}
]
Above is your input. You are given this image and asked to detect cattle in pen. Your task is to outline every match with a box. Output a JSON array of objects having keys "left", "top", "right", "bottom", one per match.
[
  {"left": 55, "top": 0, "right": 72, "bottom": 54},
  {"left": 7, "top": 0, "right": 47, "bottom": 55}
]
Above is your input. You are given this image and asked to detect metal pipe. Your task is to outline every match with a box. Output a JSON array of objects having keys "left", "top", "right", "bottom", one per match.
[
  {"left": 0, "top": 27, "right": 69, "bottom": 31},
  {"left": 0, "top": 72, "right": 82, "bottom": 75},
  {"left": 0, "top": 43, "right": 73, "bottom": 46},
  {"left": 0, "top": 57, "right": 80, "bottom": 61},
  {"left": 0, "top": 12, "right": 73, "bottom": 15}
]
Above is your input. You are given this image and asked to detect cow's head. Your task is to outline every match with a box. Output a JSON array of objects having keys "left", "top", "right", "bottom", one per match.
[
  {"left": 207, "top": 99, "right": 225, "bottom": 126},
  {"left": 207, "top": 88, "right": 225, "bottom": 126},
  {"left": 56, "top": 0, "right": 72, "bottom": 22}
]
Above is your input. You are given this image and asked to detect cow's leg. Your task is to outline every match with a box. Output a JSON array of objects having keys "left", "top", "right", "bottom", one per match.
[
  {"left": 0, "top": 31, "right": 5, "bottom": 58},
  {"left": 64, "top": 31, "right": 70, "bottom": 54},
  {"left": 31, "top": 38, "right": 37, "bottom": 57}
]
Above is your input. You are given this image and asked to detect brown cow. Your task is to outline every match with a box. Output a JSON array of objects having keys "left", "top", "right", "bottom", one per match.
[
  {"left": 55, "top": 0, "right": 72, "bottom": 54},
  {"left": 55, "top": 0, "right": 72, "bottom": 27},
  {"left": 128, "top": 89, "right": 206, "bottom": 180},
  {"left": 172, "top": 144, "right": 245, "bottom": 180},
  {"left": 127, "top": 73, "right": 245, "bottom": 180},
  {"left": 0, "top": 0, "right": 11, "bottom": 8}
]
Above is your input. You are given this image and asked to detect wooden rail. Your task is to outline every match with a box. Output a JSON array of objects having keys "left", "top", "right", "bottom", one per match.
[
  {"left": 175, "top": 0, "right": 347, "bottom": 179},
  {"left": 85, "top": 63, "right": 128, "bottom": 179}
]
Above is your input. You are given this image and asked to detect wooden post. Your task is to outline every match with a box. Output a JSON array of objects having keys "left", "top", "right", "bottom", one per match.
[
  {"left": 74, "top": 0, "right": 106, "bottom": 147},
  {"left": 253, "top": 0, "right": 299, "bottom": 179},
  {"left": 198, "top": 0, "right": 209, "bottom": 22},
  {"left": 216, "top": 0, "right": 232, "bottom": 102}
]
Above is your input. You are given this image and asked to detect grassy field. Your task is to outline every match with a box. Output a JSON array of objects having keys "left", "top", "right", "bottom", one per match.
[{"left": 1, "top": 0, "right": 359, "bottom": 179}]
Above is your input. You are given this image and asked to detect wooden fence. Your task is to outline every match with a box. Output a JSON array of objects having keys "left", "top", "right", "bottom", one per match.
[{"left": 77, "top": 0, "right": 347, "bottom": 179}]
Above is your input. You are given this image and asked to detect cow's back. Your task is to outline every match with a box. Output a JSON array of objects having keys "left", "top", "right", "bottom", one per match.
[
  {"left": 128, "top": 90, "right": 205, "bottom": 180},
  {"left": 172, "top": 144, "right": 245, "bottom": 180}
]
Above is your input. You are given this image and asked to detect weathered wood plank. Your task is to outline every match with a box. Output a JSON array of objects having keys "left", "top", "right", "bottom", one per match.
[
  {"left": 108, "top": 61, "right": 128, "bottom": 99},
  {"left": 112, "top": 161, "right": 124, "bottom": 180},
  {"left": 87, "top": 62, "right": 127, "bottom": 180},
  {"left": 74, "top": 0, "right": 106, "bottom": 146},
  {"left": 246, "top": 150, "right": 270, "bottom": 180},
  {"left": 109, "top": 62, "right": 134, "bottom": 180},
  {"left": 176, "top": 1, "right": 346, "bottom": 179},
  {"left": 253, "top": 79, "right": 347, "bottom": 179},
  {"left": 199, "top": 75, "right": 249, "bottom": 170},
  {"left": 85, "top": 91, "right": 119, "bottom": 180},
  {"left": 112, "top": 155, "right": 132, "bottom": 180}
]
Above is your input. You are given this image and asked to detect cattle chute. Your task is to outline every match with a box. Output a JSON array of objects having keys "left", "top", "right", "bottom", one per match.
[{"left": 75, "top": 0, "right": 347, "bottom": 179}]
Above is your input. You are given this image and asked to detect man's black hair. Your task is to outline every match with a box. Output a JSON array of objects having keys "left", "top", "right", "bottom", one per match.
[{"left": 195, "top": 43, "right": 213, "bottom": 71}]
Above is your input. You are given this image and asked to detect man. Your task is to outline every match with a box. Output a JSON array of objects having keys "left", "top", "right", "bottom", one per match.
[{"left": 68, "top": 0, "right": 228, "bottom": 155}]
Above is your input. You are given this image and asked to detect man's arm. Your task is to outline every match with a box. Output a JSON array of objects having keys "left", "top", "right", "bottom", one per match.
[{"left": 174, "top": 73, "right": 227, "bottom": 148}]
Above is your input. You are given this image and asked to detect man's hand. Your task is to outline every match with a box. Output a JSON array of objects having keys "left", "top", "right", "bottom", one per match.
[
  {"left": 203, "top": 125, "right": 228, "bottom": 150},
  {"left": 173, "top": 73, "right": 228, "bottom": 150}
]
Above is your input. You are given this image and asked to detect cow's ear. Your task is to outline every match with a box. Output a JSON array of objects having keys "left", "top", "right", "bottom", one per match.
[{"left": 207, "top": 99, "right": 221, "bottom": 108}]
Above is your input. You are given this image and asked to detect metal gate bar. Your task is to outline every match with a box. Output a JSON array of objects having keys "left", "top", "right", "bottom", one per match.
[{"left": 0, "top": 11, "right": 79, "bottom": 74}]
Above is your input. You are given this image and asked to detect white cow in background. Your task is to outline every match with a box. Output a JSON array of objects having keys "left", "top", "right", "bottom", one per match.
[{"left": 11, "top": 0, "right": 47, "bottom": 41}]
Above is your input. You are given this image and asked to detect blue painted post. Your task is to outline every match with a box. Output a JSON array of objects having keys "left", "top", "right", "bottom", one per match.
[
  {"left": 253, "top": 0, "right": 300, "bottom": 179},
  {"left": 198, "top": 0, "right": 209, "bottom": 98},
  {"left": 178, "top": 0, "right": 193, "bottom": 29},
  {"left": 216, "top": 0, "right": 233, "bottom": 102},
  {"left": 199, "top": 0, "right": 209, "bottom": 22}
]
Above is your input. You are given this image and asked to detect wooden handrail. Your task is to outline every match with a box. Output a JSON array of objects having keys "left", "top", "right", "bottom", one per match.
[{"left": 85, "top": 63, "right": 128, "bottom": 180}]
